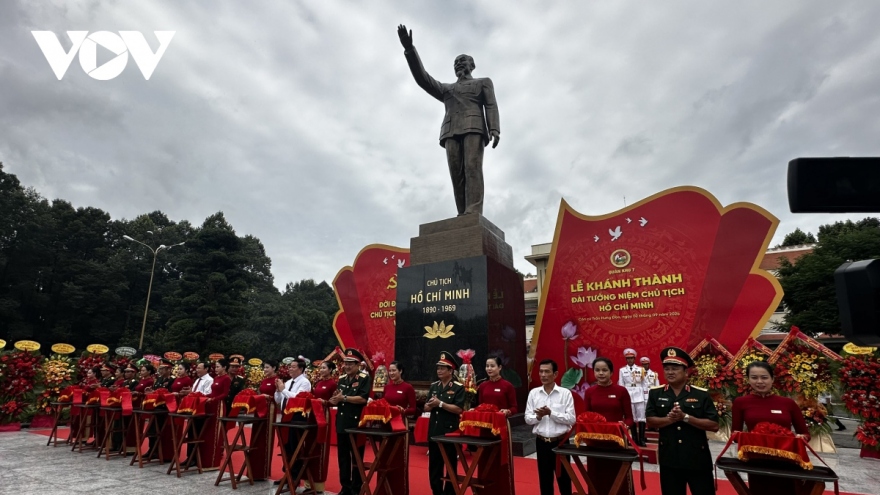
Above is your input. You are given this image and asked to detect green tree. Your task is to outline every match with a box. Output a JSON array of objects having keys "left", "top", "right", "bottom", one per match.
[
  {"left": 778, "top": 227, "right": 816, "bottom": 247},
  {"left": 776, "top": 218, "right": 880, "bottom": 335}
]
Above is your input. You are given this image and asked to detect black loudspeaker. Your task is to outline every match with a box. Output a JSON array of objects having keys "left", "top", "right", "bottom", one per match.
[
  {"left": 835, "top": 260, "right": 880, "bottom": 347},
  {"left": 788, "top": 157, "right": 880, "bottom": 213}
]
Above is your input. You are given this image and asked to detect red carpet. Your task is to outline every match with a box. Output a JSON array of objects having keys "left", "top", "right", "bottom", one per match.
[{"left": 29, "top": 427, "right": 855, "bottom": 494}]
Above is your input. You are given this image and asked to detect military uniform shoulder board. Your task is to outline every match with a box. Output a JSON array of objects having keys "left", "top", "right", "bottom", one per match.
[
  {"left": 430, "top": 380, "right": 440, "bottom": 386},
  {"left": 690, "top": 385, "right": 707, "bottom": 392},
  {"left": 650, "top": 385, "right": 665, "bottom": 389},
  {"left": 452, "top": 381, "right": 463, "bottom": 387},
  {"left": 359, "top": 371, "right": 369, "bottom": 377}
]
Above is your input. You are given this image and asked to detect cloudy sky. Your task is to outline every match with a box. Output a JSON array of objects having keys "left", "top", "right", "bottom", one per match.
[{"left": 2, "top": 1, "right": 879, "bottom": 289}]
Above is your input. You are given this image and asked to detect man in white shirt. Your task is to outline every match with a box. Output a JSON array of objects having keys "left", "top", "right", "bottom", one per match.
[
  {"left": 274, "top": 358, "right": 312, "bottom": 407},
  {"left": 189, "top": 362, "right": 214, "bottom": 395},
  {"left": 273, "top": 358, "right": 312, "bottom": 486},
  {"left": 180, "top": 362, "right": 213, "bottom": 464},
  {"left": 525, "top": 359, "right": 575, "bottom": 495}
]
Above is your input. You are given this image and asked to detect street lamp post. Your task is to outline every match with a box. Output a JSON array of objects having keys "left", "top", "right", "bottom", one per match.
[{"left": 123, "top": 235, "right": 185, "bottom": 351}]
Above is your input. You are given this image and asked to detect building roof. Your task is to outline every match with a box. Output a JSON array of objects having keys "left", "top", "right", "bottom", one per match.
[
  {"left": 760, "top": 244, "right": 815, "bottom": 271},
  {"left": 523, "top": 278, "right": 538, "bottom": 293}
]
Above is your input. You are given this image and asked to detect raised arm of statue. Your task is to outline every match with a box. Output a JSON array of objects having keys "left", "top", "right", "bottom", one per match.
[
  {"left": 398, "top": 24, "right": 444, "bottom": 102},
  {"left": 397, "top": 24, "right": 413, "bottom": 50}
]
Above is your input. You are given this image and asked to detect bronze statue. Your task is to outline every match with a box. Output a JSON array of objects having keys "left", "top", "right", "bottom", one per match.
[{"left": 398, "top": 24, "right": 500, "bottom": 216}]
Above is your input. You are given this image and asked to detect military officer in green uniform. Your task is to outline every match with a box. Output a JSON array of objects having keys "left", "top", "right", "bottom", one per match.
[
  {"left": 226, "top": 356, "right": 247, "bottom": 413},
  {"left": 152, "top": 359, "right": 175, "bottom": 390},
  {"left": 100, "top": 363, "right": 117, "bottom": 388},
  {"left": 123, "top": 363, "right": 139, "bottom": 391},
  {"left": 328, "top": 348, "right": 371, "bottom": 495},
  {"left": 646, "top": 347, "right": 719, "bottom": 495},
  {"left": 146, "top": 359, "right": 175, "bottom": 459},
  {"left": 425, "top": 351, "right": 465, "bottom": 495}
]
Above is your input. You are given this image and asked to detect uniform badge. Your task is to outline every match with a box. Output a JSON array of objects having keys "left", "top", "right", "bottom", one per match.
[
  {"left": 668, "top": 349, "right": 677, "bottom": 357},
  {"left": 685, "top": 398, "right": 698, "bottom": 402},
  {"left": 352, "top": 382, "right": 358, "bottom": 387}
]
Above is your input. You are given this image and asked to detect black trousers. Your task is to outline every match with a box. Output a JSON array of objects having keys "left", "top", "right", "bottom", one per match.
[
  {"left": 536, "top": 438, "right": 571, "bottom": 495},
  {"left": 444, "top": 133, "right": 485, "bottom": 215},
  {"left": 659, "top": 466, "right": 715, "bottom": 495},
  {"left": 428, "top": 440, "right": 457, "bottom": 495},
  {"left": 337, "top": 432, "right": 365, "bottom": 494}
]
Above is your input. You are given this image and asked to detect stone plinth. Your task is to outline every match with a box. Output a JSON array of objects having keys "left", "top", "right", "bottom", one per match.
[{"left": 410, "top": 214, "right": 514, "bottom": 270}]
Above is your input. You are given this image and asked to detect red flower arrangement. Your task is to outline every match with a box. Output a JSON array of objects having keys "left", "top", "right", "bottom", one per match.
[
  {"left": 0, "top": 350, "right": 43, "bottom": 424},
  {"left": 856, "top": 422, "right": 880, "bottom": 449},
  {"left": 689, "top": 339, "right": 734, "bottom": 393},
  {"left": 76, "top": 354, "right": 106, "bottom": 382},
  {"left": 840, "top": 355, "right": 880, "bottom": 419},
  {"left": 771, "top": 340, "right": 832, "bottom": 399},
  {"left": 753, "top": 421, "right": 795, "bottom": 437}
]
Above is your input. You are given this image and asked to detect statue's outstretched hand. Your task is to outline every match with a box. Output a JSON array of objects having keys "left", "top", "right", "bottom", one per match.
[
  {"left": 490, "top": 130, "right": 500, "bottom": 149},
  {"left": 397, "top": 24, "right": 413, "bottom": 50}
]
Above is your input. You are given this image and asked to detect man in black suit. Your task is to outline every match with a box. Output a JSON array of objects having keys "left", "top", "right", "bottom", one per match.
[{"left": 398, "top": 24, "right": 500, "bottom": 216}]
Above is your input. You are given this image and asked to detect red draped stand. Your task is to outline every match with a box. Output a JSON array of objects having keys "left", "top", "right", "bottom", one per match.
[
  {"left": 215, "top": 389, "right": 273, "bottom": 487},
  {"left": 458, "top": 404, "right": 515, "bottom": 495},
  {"left": 353, "top": 399, "right": 410, "bottom": 495},
  {"left": 274, "top": 393, "right": 328, "bottom": 495},
  {"left": 716, "top": 423, "right": 839, "bottom": 495},
  {"left": 230, "top": 391, "right": 275, "bottom": 482},
  {"left": 202, "top": 395, "right": 226, "bottom": 469},
  {"left": 556, "top": 412, "right": 645, "bottom": 495},
  {"left": 168, "top": 392, "right": 210, "bottom": 476},
  {"left": 133, "top": 389, "right": 175, "bottom": 467},
  {"left": 98, "top": 388, "right": 134, "bottom": 460}
]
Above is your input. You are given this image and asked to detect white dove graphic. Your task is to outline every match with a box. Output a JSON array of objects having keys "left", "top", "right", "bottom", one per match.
[
  {"left": 397, "top": 259, "right": 405, "bottom": 268},
  {"left": 609, "top": 226, "right": 622, "bottom": 241},
  {"left": 639, "top": 217, "right": 648, "bottom": 227},
  {"left": 626, "top": 218, "right": 632, "bottom": 224},
  {"left": 593, "top": 235, "right": 599, "bottom": 243},
  {"left": 383, "top": 257, "right": 388, "bottom": 265}
]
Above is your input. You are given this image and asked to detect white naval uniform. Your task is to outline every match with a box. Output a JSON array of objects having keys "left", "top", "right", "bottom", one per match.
[
  {"left": 618, "top": 364, "right": 646, "bottom": 422},
  {"left": 642, "top": 368, "right": 659, "bottom": 402}
]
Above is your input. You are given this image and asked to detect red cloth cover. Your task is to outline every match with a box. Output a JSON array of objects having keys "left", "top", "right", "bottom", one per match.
[
  {"left": 459, "top": 404, "right": 510, "bottom": 464},
  {"left": 229, "top": 389, "right": 269, "bottom": 418},
  {"left": 564, "top": 411, "right": 647, "bottom": 489},
  {"left": 58, "top": 386, "right": 77, "bottom": 404},
  {"left": 178, "top": 392, "right": 208, "bottom": 415},
  {"left": 142, "top": 388, "right": 167, "bottom": 411},
  {"left": 358, "top": 398, "right": 407, "bottom": 432}
]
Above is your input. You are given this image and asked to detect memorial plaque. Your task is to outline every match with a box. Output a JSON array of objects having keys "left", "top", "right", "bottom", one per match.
[{"left": 396, "top": 255, "right": 527, "bottom": 405}]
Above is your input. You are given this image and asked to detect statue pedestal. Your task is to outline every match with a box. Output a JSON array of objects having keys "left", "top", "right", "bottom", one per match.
[
  {"left": 410, "top": 214, "right": 514, "bottom": 270},
  {"left": 395, "top": 215, "right": 526, "bottom": 407}
]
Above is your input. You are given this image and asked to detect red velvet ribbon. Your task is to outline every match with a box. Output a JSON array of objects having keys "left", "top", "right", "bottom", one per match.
[{"left": 312, "top": 399, "right": 328, "bottom": 442}]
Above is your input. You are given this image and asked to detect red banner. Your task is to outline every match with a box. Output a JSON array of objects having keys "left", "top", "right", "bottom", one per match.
[
  {"left": 531, "top": 187, "right": 782, "bottom": 385},
  {"left": 332, "top": 244, "right": 409, "bottom": 361}
]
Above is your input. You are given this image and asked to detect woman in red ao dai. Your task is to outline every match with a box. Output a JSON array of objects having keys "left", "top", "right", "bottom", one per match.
[{"left": 582, "top": 357, "right": 635, "bottom": 495}]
